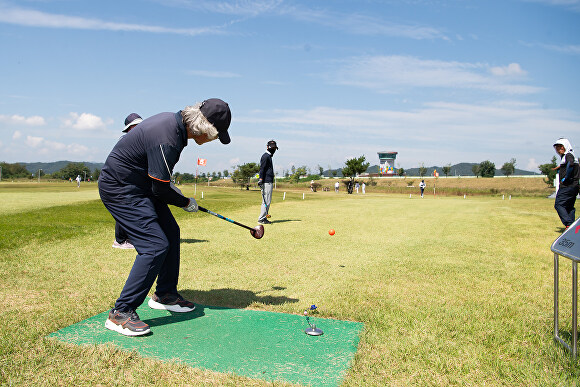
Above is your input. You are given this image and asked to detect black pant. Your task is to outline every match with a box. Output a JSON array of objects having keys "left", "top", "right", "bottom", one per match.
[
  {"left": 100, "top": 186, "right": 181, "bottom": 312},
  {"left": 555, "top": 185, "right": 579, "bottom": 227},
  {"left": 115, "top": 221, "right": 129, "bottom": 243}
]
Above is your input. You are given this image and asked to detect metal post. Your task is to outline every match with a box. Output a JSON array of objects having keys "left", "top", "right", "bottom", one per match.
[
  {"left": 573, "top": 261, "right": 578, "bottom": 358},
  {"left": 38, "top": 169, "right": 42, "bottom": 183},
  {"left": 552, "top": 221, "right": 580, "bottom": 358},
  {"left": 555, "top": 253, "right": 559, "bottom": 339},
  {"left": 554, "top": 253, "right": 579, "bottom": 359}
]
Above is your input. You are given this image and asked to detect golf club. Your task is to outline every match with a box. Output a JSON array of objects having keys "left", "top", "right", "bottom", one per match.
[{"left": 198, "top": 206, "right": 264, "bottom": 239}]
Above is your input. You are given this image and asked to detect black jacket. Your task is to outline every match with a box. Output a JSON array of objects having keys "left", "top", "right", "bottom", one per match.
[{"left": 259, "top": 151, "right": 274, "bottom": 183}]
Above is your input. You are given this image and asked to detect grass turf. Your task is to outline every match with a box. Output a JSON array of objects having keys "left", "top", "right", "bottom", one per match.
[
  {"left": 49, "top": 298, "right": 363, "bottom": 387},
  {"left": 1, "top": 183, "right": 579, "bottom": 385}
]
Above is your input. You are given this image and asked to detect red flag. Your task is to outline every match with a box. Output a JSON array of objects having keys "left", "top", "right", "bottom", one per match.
[{"left": 197, "top": 158, "right": 207, "bottom": 166}]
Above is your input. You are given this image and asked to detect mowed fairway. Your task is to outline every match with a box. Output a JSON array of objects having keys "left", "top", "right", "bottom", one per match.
[{"left": 1, "top": 183, "right": 579, "bottom": 385}]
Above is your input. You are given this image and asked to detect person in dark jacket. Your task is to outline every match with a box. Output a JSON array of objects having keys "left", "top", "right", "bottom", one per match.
[
  {"left": 553, "top": 138, "right": 580, "bottom": 229},
  {"left": 258, "top": 140, "right": 278, "bottom": 224},
  {"left": 99, "top": 98, "right": 231, "bottom": 336}
]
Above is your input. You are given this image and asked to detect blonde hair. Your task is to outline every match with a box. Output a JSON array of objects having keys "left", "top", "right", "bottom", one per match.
[{"left": 182, "top": 103, "right": 219, "bottom": 140}]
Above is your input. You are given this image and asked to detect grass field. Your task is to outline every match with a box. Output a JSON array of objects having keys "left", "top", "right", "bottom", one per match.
[
  {"left": 211, "top": 176, "right": 552, "bottom": 197},
  {"left": 1, "top": 181, "right": 579, "bottom": 385}
]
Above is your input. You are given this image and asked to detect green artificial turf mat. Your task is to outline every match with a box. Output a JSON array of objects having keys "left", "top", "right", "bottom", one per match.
[{"left": 49, "top": 298, "right": 363, "bottom": 386}]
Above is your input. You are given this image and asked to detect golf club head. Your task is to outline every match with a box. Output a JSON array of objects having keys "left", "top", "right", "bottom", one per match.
[{"left": 250, "top": 225, "right": 265, "bottom": 239}]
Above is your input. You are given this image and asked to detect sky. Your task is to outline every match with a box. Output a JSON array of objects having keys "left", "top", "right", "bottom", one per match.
[{"left": 0, "top": 0, "right": 579, "bottom": 175}]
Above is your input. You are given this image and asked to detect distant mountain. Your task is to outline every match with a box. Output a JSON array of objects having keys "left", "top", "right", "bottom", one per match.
[
  {"left": 323, "top": 162, "right": 539, "bottom": 177},
  {"left": 19, "top": 161, "right": 104, "bottom": 175}
]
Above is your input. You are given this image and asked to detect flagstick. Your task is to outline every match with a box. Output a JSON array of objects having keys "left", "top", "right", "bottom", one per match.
[{"left": 195, "top": 165, "right": 198, "bottom": 196}]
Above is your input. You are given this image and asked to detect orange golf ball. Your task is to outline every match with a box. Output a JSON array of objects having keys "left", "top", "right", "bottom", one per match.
[{"left": 329, "top": 229, "right": 335, "bottom": 235}]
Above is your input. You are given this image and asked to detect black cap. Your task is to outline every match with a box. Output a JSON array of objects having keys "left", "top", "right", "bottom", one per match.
[
  {"left": 123, "top": 113, "right": 142, "bottom": 132},
  {"left": 200, "top": 98, "right": 231, "bottom": 144},
  {"left": 267, "top": 140, "right": 278, "bottom": 150}
]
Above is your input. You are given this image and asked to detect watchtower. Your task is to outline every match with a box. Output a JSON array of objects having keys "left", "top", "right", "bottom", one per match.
[{"left": 377, "top": 151, "right": 398, "bottom": 175}]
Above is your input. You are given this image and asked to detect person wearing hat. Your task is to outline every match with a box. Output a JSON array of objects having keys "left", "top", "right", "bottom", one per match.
[
  {"left": 258, "top": 140, "right": 278, "bottom": 225},
  {"left": 123, "top": 113, "right": 143, "bottom": 133},
  {"left": 111, "top": 113, "right": 144, "bottom": 250},
  {"left": 99, "top": 99, "right": 231, "bottom": 336},
  {"left": 552, "top": 138, "right": 580, "bottom": 229}
]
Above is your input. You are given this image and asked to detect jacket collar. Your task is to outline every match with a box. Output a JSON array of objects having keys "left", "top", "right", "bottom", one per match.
[{"left": 175, "top": 111, "right": 188, "bottom": 147}]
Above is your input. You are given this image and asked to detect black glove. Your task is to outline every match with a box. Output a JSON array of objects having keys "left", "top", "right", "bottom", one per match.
[{"left": 258, "top": 179, "right": 263, "bottom": 187}]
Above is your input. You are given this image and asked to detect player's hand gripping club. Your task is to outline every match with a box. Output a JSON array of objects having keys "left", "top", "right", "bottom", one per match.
[{"left": 183, "top": 197, "right": 198, "bottom": 212}]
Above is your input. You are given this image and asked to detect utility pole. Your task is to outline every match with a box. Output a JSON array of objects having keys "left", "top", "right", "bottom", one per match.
[{"left": 38, "top": 169, "right": 42, "bottom": 183}]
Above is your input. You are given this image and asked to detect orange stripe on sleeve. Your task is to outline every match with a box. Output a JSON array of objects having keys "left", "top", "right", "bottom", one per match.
[{"left": 148, "top": 174, "right": 170, "bottom": 183}]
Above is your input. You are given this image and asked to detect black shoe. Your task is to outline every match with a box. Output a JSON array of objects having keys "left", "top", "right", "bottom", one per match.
[
  {"left": 148, "top": 293, "right": 196, "bottom": 312},
  {"left": 105, "top": 309, "right": 150, "bottom": 336},
  {"left": 258, "top": 219, "right": 272, "bottom": 225}
]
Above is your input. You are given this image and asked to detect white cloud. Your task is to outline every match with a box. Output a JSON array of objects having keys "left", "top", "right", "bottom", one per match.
[
  {"left": 526, "top": 158, "right": 539, "bottom": 171},
  {"left": 285, "top": 6, "right": 449, "bottom": 40},
  {"left": 12, "top": 130, "right": 22, "bottom": 139},
  {"left": 158, "top": 0, "right": 448, "bottom": 40},
  {"left": 233, "top": 100, "right": 580, "bottom": 169},
  {"left": 43, "top": 141, "right": 89, "bottom": 156},
  {"left": 331, "top": 55, "right": 542, "bottom": 94},
  {"left": 22, "top": 136, "right": 90, "bottom": 157},
  {"left": 64, "top": 113, "right": 106, "bottom": 131},
  {"left": 532, "top": 42, "right": 580, "bottom": 55},
  {"left": 0, "top": 114, "right": 45, "bottom": 126},
  {"left": 289, "top": 9, "right": 448, "bottom": 39},
  {"left": 173, "top": 0, "right": 284, "bottom": 16},
  {"left": 0, "top": 4, "right": 226, "bottom": 36},
  {"left": 490, "top": 63, "right": 527, "bottom": 77},
  {"left": 26, "top": 135, "right": 44, "bottom": 147}
]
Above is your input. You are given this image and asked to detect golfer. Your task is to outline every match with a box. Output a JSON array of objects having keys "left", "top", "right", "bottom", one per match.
[
  {"left": 99, "top": 98, "right": 232, "bottom": 336},
  {"left": 553, "top": 138, "right": 579, "bottom": 229},
  {"left": 258, "top": 140, "right": 278, "bottom": 225},
  {"left": 419, "top": 180, "right": 426, "bottom": 198},
  {"left": 112, "top": 113, "right": 143, "bottom": 250}
]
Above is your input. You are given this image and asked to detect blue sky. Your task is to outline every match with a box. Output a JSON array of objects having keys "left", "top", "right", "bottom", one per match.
[{"left": 0, "top": 0, "right": 579, "bottom": 175}]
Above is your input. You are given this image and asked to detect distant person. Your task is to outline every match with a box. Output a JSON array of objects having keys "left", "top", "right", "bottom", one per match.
[
  {"left": 334, "top": 181, "right": 339, "bottom": 192},
  {"left": 258, "top": 140, "right": 278, "bottom": 225},
  {"left": 76, "top": 175, "right": 81, "bottom": 188},
  {"left": 112, "top": 113, "right": 143, "bottom": 250},
  {"left": 419, "top": 180, "right": 426, "bottom": 198},
  {"left": 355, "top": 182, "right": 360, "bottom": 194},
  {"left": 552, "top": 138, "right": 579, "bottom": 229},
  {"left": 99, "top": 98, "right": 232, "bottom": 336},
  {"left": 362, "top": 182, "right": 366, "bottom": 194}
]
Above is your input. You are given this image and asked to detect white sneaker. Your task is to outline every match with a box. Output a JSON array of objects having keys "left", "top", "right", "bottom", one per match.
[
  {"left": 112, "top": 241, "right": 135, "bottom": 249},
  {"left": 148, "top": 293, "right": 196, "bottom": 312}
]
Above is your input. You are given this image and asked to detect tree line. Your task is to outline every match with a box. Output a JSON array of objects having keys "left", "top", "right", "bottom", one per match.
[
  {"left": 0, "top": 161, "right": 97, "bottom": 181},
  {"left": 0, "top": 157, "right": 557, "bottom": 189},
  {"left": 401, "top": 159, "right": 518, "bottom": 179}
]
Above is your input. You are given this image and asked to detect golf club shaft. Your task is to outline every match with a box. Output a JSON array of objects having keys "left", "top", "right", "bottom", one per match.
[{"left": 197, "top": 206, "right": 254, "bottom": 232}]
